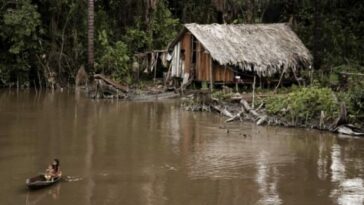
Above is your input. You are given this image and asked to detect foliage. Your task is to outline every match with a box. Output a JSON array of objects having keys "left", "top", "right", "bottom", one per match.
[
  {"left": 149, "top": 0, "right": 180, "bottom": 49},
  {"left": 347, "top": 85, "right": 364, "bottom": 119},
  {"left": 123, "top": 18, "right": 151, "bottom": 52},
  {"left": 123, "top": 0, "right": 179, "bottom": 52},
  {"left": 335, "top": 64, "right": 364, "bottom": 121},
  {"left": 295, "top": 0, "right": 364, "bottom": 70},
  {"left": 2, "top": 0, "right": 40, "bottom": 54},
  {"left": 0, "top": 0, "right": 40, "bottom": 85},
  {"left": 211, "top": 90, "right": 234, "bottom": 101},
  {"left": 96, "top": 30, "right": 130, "bottom": 82},
  {"left": 266, "top": 87, "right": 339, "bottom": 124},
  {"left": 0, "top": 0, "right": 362, "bottom": 88}
]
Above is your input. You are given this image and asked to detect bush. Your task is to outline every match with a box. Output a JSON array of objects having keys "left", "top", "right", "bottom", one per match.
[
  {"left": 123, "top": 0, "right": 179, "bottom": 52},
  {"left": 344, "top": 83, "right": 364, "bottom": 121},
  {"left": 211, "top": 90, "right": 234, "bottom": 101},
  {"left": 96, "top": 30, "right": 130, "bottom": 82},
  {"left": 333, "top": 64, "right": 364, "bottom": 121},
  {"left": 266, "top": 87, "right": 339, "bottom": 124}
]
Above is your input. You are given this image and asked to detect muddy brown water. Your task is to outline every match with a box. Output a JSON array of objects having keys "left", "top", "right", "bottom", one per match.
[{"left": 0, "top": 90, "right": 364, "bottom": 205}]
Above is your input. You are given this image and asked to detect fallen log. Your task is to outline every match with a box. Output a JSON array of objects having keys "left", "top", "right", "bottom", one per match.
[
  {"left": 94, "top": 79, "right": 126, "bottom": 99},
  {"left": 211, "top": 105, "right": 234, "bottom": 118},
  {"left": 240, "top": 99, "right": 260, "bottom": 118},
  {"left": 225, "top": 109, "right": 244, "bottom": 123},
  {"left": 336, "top": 124, "right": 364, "bottom": 136},
  {"left": 256, "top": 115, "right": 268, "bottom": 126},
  {"left": 94, "top": 74, "right": 129, "bottom": 93},
  {"left": 240, "top": 99, "right": 268, "bottom": 125}
]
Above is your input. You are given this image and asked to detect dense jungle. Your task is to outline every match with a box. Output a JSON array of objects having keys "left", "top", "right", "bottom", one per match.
[{"left": 0, "top": 0, "right": 363, "bottom": 123}]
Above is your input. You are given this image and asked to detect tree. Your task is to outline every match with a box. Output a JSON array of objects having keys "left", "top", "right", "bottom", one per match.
[
  {"left": 0, "top": 0, "right": 40, "bottom": 86},
  {"left": 88, "top": 0, "right": 95, "bottom": 72}
]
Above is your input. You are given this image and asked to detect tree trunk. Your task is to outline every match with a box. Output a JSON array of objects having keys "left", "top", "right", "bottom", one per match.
[
  {"left": 88, "top": 0, "right": 95, "bottom": 72},
  {"left": 313, "top": 0, "right": 322, "bottom": 70}
]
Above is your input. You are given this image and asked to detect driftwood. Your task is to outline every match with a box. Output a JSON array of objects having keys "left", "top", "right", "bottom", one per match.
[
  {"left": 184, "top": 92, "right": 363, "bottom": 136},
  {"left": 94, "top": 74, "right": 129, "bottom": 93},
  {"left": 93, "top": 79, "right": 126, "bottom": 99},
  {"left": 225, "top": 109, "right": 244, "bottom": 123},
  {"left": 336, "top": 124, "right": 364, "bottom": 136},
  {"left": 240, "top": 99, "right": 268, "bottom": 125},
  {"left": 328, "top": 103, "right": 364, "bottom": 136},
  {"left": 89, "top": 74, "right": 129, "bottom": 99},
  {"left": 216, "top": 99, "right": 268, "bottom": 125},
  {"left": 240, "top": 99, "right": 260, "bottom": 118},
  {"left": 211, "top": 105, "right": 234, "bottom": 118}
]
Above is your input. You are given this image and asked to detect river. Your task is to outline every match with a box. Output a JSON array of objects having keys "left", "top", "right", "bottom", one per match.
[{"left": 0, "top": 90, "right": 364, "bottom": 205}]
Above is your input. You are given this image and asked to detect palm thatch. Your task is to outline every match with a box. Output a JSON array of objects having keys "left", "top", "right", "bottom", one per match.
[{"left": 169, "top": 23, "right": 312, "bottom": 77}]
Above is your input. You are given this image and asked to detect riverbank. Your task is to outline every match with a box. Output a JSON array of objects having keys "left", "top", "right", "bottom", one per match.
[
  {"left": 6, "top": 80, "right": 363, "bottom": 136},
  {"left": 181, "top": 87, "right": 364, "bottom": 136}
]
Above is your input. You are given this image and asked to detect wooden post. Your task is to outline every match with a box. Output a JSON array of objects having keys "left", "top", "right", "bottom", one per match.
[
  {"left": 259, "top": 77, "right": 262, "bottom": 89},
  {"left": 291, "top": 67, "right": 301, "bottom": 87},
  {"left": 223, "top": 65, "right": 227, "bottom": 89},
  {"left": 153, "top": 55, "right": 157, "bottom": 83},
  {"left": 274, "top": 71, "right": 285, "bottom": 93},
  {"left": 252, "top": 75, "right": 256, "bottom": 109},
  {"left": 190, "top": 36, "right": 194, "bottom": 76},
  {"left": 209, "top": 56, "right": 213, "bottom": 92}
]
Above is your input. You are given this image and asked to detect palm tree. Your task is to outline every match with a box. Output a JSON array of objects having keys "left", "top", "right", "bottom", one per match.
[{"left": 87, "top": 0, "right": 94, "bottom": 72}]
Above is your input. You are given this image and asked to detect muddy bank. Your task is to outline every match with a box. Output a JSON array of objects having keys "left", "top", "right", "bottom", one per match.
[
  {"left": 182, "top": 91, "right": 364, "bottom": 136},
  {"left": 80, "top": 74, "right": 179, "bottom": 101},
  {"left": 79, "top": 74, "right": 364, "bottom": 136}
]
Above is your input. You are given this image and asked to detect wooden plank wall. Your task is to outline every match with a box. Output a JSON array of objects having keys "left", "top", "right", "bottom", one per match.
[
  {"left": 196, "top": 42, "right": 202, "bottom": 80},
  {"left": 196, "top": 46, "right": 234, "bottom": 82},
  {"left": 181, "top": 32, "right": 192, "bottom": 74},
  {"left": 201, "top": 50, "right": 211, "bottom": 81},
  {"left": 213, "top": 65, "right": 234, "bottom": 82},
  {"left": 179, "top": 32, "right": 234, "bottom": 83},
  {"left": 196, "top": 45, "right": 212, "bottom": 81}
]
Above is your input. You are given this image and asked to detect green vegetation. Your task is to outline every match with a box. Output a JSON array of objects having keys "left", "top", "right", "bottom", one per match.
[
  {"left": 265, "top": 72, "right": 364, "bottom": 125},
  {"left": 1, "top": 0, "right": 362, "bottom": 88},
  {"left": 0, "top": 0, "right": 40, "bottom": 86},
  {"left": 0, "top": 0, "right": 363, "bottom": 124},
  {"left": 266, "top": 87, "right": 338, "bottom": 125},
  {"left": 96, "top": 30, "right": 130, "bottom": 82},
  {"left": 0, "top": 0, "right": 179, "bottom": 87},
  {"left": 211, "top": 90, "right": 235, "bottom": 101},
  {"left": 0, "top": 0, "right": 362, "bottom": 126}
]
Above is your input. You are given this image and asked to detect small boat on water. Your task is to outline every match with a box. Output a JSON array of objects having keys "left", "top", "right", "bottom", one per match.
[{"left": 26, "top": 175, "right": 62, "bottom": 190}]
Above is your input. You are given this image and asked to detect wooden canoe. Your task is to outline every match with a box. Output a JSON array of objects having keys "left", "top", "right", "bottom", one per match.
[{"left": 26, "top": 175, "right": 61, "bottom": 190}]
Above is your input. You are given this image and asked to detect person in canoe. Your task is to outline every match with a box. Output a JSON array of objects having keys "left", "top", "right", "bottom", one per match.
[{"left": 44, "top": 159, "right": 62, "bottom": 181}]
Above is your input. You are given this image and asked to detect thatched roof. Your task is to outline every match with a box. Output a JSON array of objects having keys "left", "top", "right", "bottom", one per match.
[{"left": 169, "top": 23, "right": 312, "bottom": 77}]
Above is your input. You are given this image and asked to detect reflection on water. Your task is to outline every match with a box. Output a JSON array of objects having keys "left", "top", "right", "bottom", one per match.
[
  {"left": 331, "top": 144, "right": 346, "bottom": 183},
  {"left": 64, "top": 176, "right": 83, "bottom": 182},
  {"left": 255, "top": 151, "right": 282, "bottom": 205},
  {"left": 317, "top": 140, "right": 329, "bottom": 180},
  {"left": 184, "top": 124, "right": 296, "bottom": 180},
  {"left": 330, "top": 144, "right": 364, "bottom": 205},
  {"left": 26, "top": 183, "right": 61, "bottom": 205},
  {"left": 1, "top": 90, "right": 364, "bottom": 205}
]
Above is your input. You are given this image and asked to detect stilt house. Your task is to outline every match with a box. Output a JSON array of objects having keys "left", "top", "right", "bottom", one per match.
[{"left": 167, "top": 23, "right": 312, "bottom": 86}]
